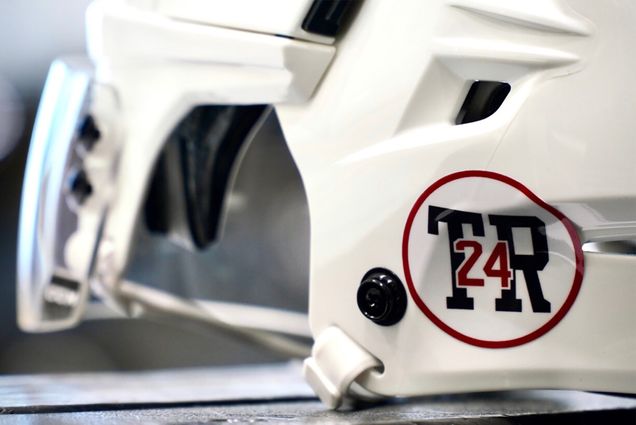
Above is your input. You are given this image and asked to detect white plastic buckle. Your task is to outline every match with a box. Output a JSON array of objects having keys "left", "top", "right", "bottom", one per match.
[{"left": 303, "top": 326, "right": 382, "bottom": 409}]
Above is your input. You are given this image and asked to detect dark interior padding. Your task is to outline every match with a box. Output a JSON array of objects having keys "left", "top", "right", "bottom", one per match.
[{"left": 145, "top": 105, "right": 267, "bottom": 249}]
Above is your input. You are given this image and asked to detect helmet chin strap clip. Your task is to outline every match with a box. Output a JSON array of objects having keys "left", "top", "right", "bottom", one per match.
[{"left": 303, "top": 326, "right": 384, "bottom": 409}]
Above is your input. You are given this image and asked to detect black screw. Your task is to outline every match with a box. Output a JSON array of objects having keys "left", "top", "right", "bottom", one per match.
[
  {"left": 357, "top": 268, "right": 407, "bottom": 326},
  {"left": 77, "top": 114, "right": 100, "bottom": 153},
  {"left": 65, "top": 167, "right": 93, "bottom": 208}
]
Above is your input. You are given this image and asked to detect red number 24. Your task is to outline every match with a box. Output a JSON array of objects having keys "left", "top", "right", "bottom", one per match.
[{"left": 454, "top": 240, "right": 511, "bottom": 289}]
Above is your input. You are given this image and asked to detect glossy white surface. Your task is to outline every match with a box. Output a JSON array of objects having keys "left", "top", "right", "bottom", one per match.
[
  {"left": 84, "top": 0, "right": 333, "bottom": 305},
  {"left": 17, "top": 59, "right": 92, "bottom": 332},
  {"left": 278, "top": 0, "right": 636, "bottom": 402},
  {"left": 17, "top": 0, "right": 636, "bottom": 408},
  {"left": 126, "top": 0, "right": 333, "bottom": 44}
]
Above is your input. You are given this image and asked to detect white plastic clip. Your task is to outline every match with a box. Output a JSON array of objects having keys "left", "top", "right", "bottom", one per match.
[{"left": 303, "top": 326, "right": 382, "bottom": 409}]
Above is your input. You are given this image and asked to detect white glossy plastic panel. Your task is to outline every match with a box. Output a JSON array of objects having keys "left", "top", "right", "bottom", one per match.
[
  {"left": 125, "top": 0, "right": 334, "bottom": 44},
  {"left": 17, "top": 59, "right": 93, "bottom": 332},
  {"left": 277, "top": 0, "right": 636, "bottom": 401}
]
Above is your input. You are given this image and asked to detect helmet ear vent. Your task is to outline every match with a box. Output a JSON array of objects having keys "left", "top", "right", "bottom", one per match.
[{"left": 455, "top": 81, "right": 511, "bottom": 125}]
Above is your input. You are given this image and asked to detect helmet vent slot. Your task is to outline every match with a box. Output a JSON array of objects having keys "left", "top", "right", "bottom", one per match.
[
  {"left": 583, "top": 241, "right": 636, "bottom": 255},
  {"left": 455, "top": 81, "right": 510, "bottom": 125}
]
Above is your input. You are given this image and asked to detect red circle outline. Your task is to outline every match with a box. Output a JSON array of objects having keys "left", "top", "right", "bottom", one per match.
[{"left": 402, "top": 170, "right": 584, "bottom": 349}]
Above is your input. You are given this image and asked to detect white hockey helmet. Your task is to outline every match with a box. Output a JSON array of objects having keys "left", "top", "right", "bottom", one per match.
[{"left": 17, "top": 0, "right": 636, "bottom": 408}]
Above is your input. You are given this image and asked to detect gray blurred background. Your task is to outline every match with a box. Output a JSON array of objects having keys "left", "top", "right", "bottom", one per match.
[{"left": 0, "top": 0, "right": 309, "bottom": 373}]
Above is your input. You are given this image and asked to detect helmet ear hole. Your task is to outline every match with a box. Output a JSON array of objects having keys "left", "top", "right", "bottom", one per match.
[{"left": 455, "top": 81, "right": 511, "bottom": 125}]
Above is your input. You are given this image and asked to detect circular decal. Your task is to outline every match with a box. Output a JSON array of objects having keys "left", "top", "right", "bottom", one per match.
[{"left": 402, "top": 170, "right": 583, "bottom": 348}]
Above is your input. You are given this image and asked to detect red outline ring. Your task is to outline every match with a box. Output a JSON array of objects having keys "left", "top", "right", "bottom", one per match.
[{"left": 402, "top": 170, "right": 584, "bottom": 348}]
